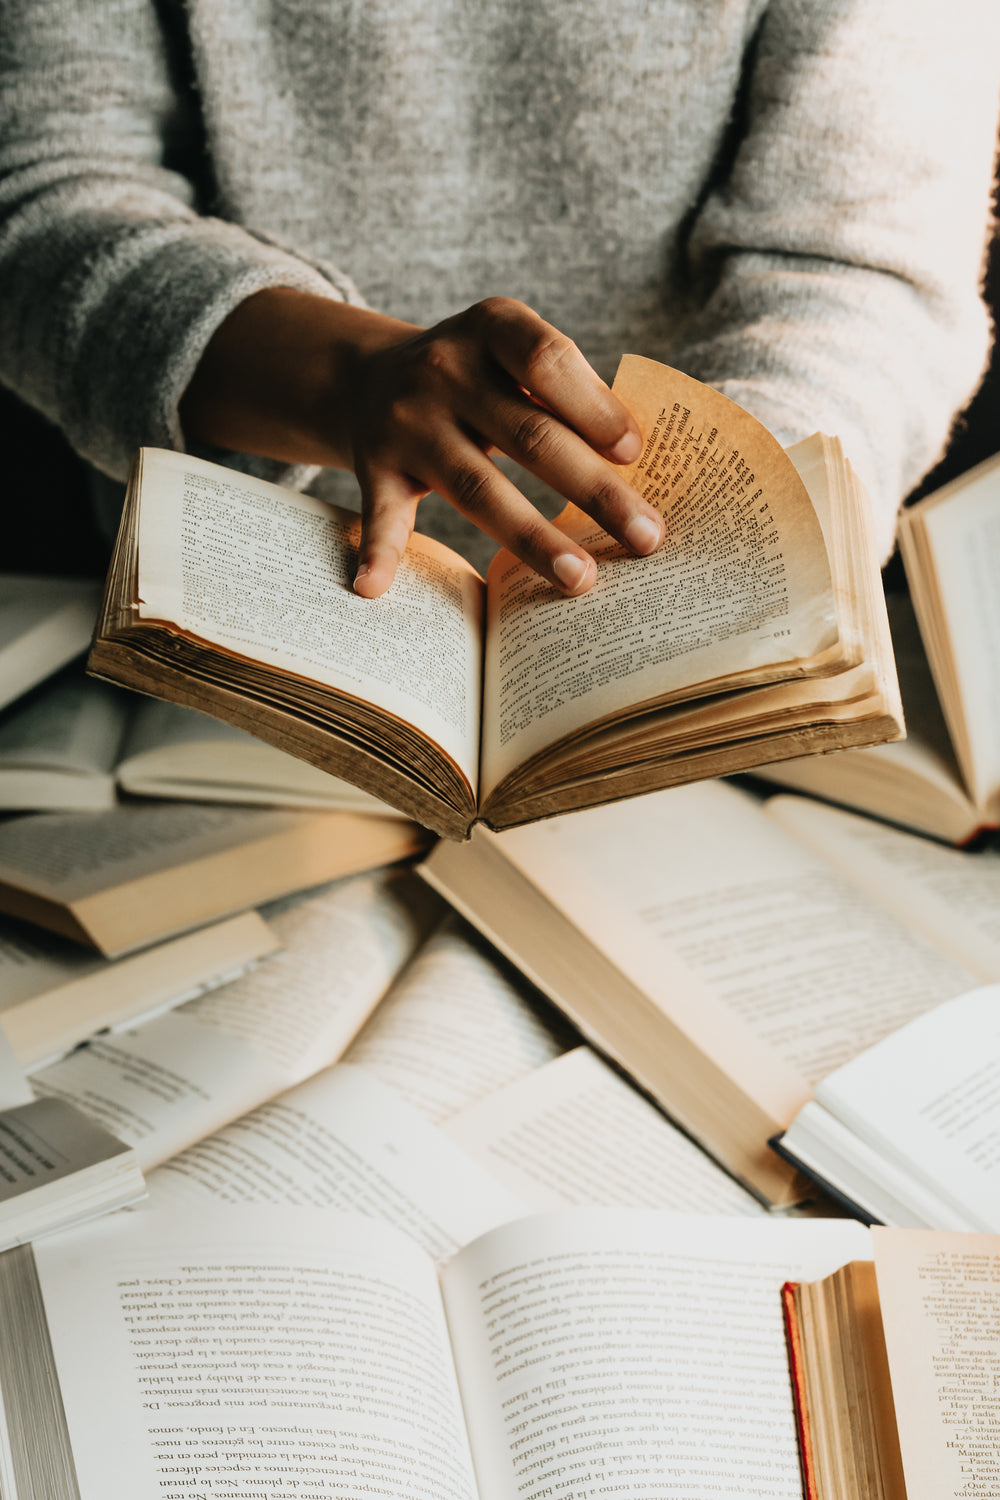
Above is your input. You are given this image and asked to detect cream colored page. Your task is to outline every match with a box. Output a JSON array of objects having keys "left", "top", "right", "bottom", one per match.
[
  {"left": 492, "top": 782, "right": 972, "bottom": 1092},
  {"left": 767, "top": 795, "right": 1000, "bottom": 981},
  {"left": 0, "top": 800, "right": 306, "bottom": 900},
  {"left": 135, "top": 449, "right": 484, "bottom": 788},
  {"left": 0, "top": 672, "right": 127, "bottom": 775},
  {"left": 30, "top": 1011, "right": 289, "bottom": 1171},
  {"left": 442, "top": 1211, "right": 870, "bottom": 1500},
  {"left": 446, "top": 1048, "right": 764, "bottom": 1215},
  {"left": 146, "top": 1064, "right": 526, "bottom": 1264},
  {"left": 816, "top": 987, "right": 1000, "bottom": 1231},
  {"left": 32, "top": 1207, "right": 479, "bottom": 1500},
  {"left": 481, "top": 359, "right": 836, "bottom": 793},
  {"left": 345, "top": 919, "right": 568, "bottom": 1121},
  {"left": 919, "top": 464, "right": 1000, "bottom": 809},
  {"left": 0, "top": 915, "right": 106, "bottom": 1007},
  {"left": 873, "top": 1227, "right": 1000, "bottom": 1500},
  {"left": 182, "top": 870, "right": 429, "bottom": 1081}
]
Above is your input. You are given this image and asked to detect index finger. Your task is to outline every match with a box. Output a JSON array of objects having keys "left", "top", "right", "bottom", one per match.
[{"left": 473, "top": 298, "right": 642, "bottom": 465}]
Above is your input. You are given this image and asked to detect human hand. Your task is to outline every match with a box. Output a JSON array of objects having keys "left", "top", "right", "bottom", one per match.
[{"left": 181, "top": 290, "right": 662, "bottom": 597}]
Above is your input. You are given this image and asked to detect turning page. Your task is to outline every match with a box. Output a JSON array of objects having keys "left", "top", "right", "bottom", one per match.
[
  {"left": 446, "top": 1047, "right": 764, "bottom": 1214},
  {"left": 873, "top": 1226, "right": 1000, "bottom": 1500},
  {"left": 442, "top": 1212, "right": 869, "bottom": 1500},
  {"left": 134, "top": 449, "right": 485, "bottom": 793},
  {"left": 345, "top": 920, "right": 569, "bottom": 1121},
  {"left": 7, "top": 1207, "right": 480, "bottom": 1500},
  {"left": 481, "top": 359, "right": 838, "bottom": 794}
]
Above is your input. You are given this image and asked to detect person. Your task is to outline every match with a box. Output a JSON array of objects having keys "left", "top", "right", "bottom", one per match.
[{"left": 1, "top": 0, "right": 998, "bottom": 598}]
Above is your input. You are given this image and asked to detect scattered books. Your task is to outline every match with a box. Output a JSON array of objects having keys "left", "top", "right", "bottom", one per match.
[
  {"left": 784, "top": 1227, "right": 1000, "bottom": 1500},
  {"left": 0, "top": 574, "right": 100, "bottom": 713},
  {"left": 774, "top": 986, "right": 1000, "bottom": 1229},
  {"left": 0, "top": 1028, "right": 145, "bottom": 1250},
  {"left": 0, "top": 800, "right": 427, "bottom": 955},
  {"left": 0, "top": 1205, "right": 867, "bottom": 1495},
  {"left": 421, "top": 782, "right": 1000, "bottom": 1205},
  {"left": 0, "top": 667, "right": 396, "bottom": 814},
  {"left": 757, "top": 451, "right": 1000, "bottom": 844},
  {"left": 89, "top": 357, "right": 901, "bottom": 839},
  {"left": 0, "top": 907, "right": 278, "bottom": 1070}
]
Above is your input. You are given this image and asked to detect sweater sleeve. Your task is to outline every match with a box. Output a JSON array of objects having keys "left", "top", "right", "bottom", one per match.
[
  {"left": 670, "top": 0, "right": 1000, "bottom": 561},
  {"left": 0, "top": 0, "right": 363, "bottom": 484}
]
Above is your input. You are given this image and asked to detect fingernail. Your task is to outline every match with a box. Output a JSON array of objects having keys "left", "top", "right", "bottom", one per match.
[
  {"left": 355, "top": 564, "right": 370, "bottom": 580},
  {"left": 607, "top": 430, "right": 642, "bottom": 464},
  {"left": 624, "top": 514, "right": 662, "bottom": 555},
  {"left": 552, "top": 553, "right": 590, "bottom": 591}
]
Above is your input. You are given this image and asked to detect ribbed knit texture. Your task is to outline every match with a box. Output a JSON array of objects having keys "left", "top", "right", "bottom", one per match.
[{"left": 1, "top": 0, "right": 998, "bottom": 567}]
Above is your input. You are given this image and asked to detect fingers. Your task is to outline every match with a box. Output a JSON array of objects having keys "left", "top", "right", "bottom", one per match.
[
  {"left": 475, "top": 298, "right": 642, "bottom": 464},
  {"left": 473, "top": 387, "right": 664, "bottom": 558},
  {"left": 354, "top": 468, "right": 424, "bottom": 598},
  {"left": 424, "top": 434, "right": 598, "bottom": 596}
]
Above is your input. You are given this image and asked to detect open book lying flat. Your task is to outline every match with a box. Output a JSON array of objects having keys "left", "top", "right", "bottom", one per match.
[
  {"left": 0, "top": 667, "right": 395, "bottom": 814},
  {"left": 784, "top": 1228, "right": 1000, "bottom": 1500},
  {"left": 756, "top": 452, "right": 1000, "bottom": 845},
  {"left": 89, "top": 357, "right": 902, "bottom": 840},
  {"left": 421, "top": 781, "right": 1000, "bottom": 1205},
  {"left": 0, "top": 1205, "right": 867, "bottom": 1499}
]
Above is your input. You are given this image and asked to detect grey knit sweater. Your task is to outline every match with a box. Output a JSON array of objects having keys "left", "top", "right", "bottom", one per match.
[{"left": 1, "top": 0, "right": 998, "bottom": 570}]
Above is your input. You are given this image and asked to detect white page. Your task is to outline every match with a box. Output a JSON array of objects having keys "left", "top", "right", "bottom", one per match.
[
  {"left": 0, "top": 671, "right": 128, "bottom": 776},
  {"left": 182, "top": 869, "right": 430, "bottom": 1080},
  {"left": 815, "top": 987, "right": 1000, "bottom": 1230},
  {"left": 27, "top": 1207, "right": 479, "bottom": 1500},
  {"left": 146, "top": 1064, "right": 526, "bottom": 1264},
  {"left": 447, "top": 1047, "right": 765, "bottom": 1214},
  {"left": 29, "top": 1011, "right": 289, "bottom": 1171},
  {"left": 493, "top": 781, "right": 974, "bottom": 1088},
  {"left": 767, "top": 795, "right": 1000, "bottom": 980},
  {"left": 345, "top": 920, "right": 568, "bottom": 1121},
  {"left": 0, "top": 913, "right": 110, "bottom": 1005},
  {"left": 873, "top": 1226, "right": 1000, "bottom": 1500},
  {"left": 0, "top": 575, "right": 100, "bottom": 710},
  {"left": 443, "top": 1211, "right": 869, "bottom": 1500},
  {"left": 135, "top": 448, "right": 485, "bottom": 790},
  {"left": 0, "top": 1025, "right": 31, "bottom": 1108}
]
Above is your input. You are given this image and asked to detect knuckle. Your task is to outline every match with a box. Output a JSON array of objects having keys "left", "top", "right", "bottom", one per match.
[
  {"left": 509, "top": 409, "right": 556, "bottom": 465},
  {"left": 523, "top": 331, "right": 575, "bottom": 384},
  {"left": 448, "top": 463, "right": 494, "bottom": 517},
  {"left": 510, "top": 516, "right": 550, "bottom": 559},
  {"left": 585, "top": 476, "right": 625, "bottom": 515},
  {"left": 472, "top": 295, "right": 526, "bottom": 327}
]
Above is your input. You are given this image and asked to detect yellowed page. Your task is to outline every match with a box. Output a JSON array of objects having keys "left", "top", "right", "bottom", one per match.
[
  {"left": 481, "top": 359, "right": 837, "bottom": 795},
  {"left": 490, "top": 782, "right": 973, "bottom": 1095},
  {"left": 135, "top": 448, "right": 485, "bottom": 792},
  {"left": 767, "top": 796, "right": 1000, "bottom": 981},
  {"left": 873, "top": 1226, "right": 1000, "bottom": 1500}
]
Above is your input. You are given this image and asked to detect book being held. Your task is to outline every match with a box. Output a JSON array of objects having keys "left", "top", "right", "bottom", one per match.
[
  {"left": 757, "top": 452, "right": 1000, "bottom": 845},
  {"left": 89, "top": 357, "right": 902, "bottom": 840},
  {"left": 784, "top": 1228, "right": 1000, "bottom": 1500}
]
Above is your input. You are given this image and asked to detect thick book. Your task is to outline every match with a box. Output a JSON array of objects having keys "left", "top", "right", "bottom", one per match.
[
  {"left": 0, "top": 667, "right": 395, "bottom": 814},
  {"left": 0, "top": 799, "right": 426, "bottom": 955},
  {"left": 0, "top": 574, "right": 100, "bottom": 712},
  {"left": 0, "top": 907, "right": 278, "bottom": 1070},
  {"left": 775, "top": 986, "right": 1000, "bottom": 1229},
  {"left": 784, "top": 1227, "right": 1000, "bottom": 1500},
  {"left": 0, "top": 1204, "right": 867, "bottom": 1498},
  {"left": 88, "top": 357, "right": 902, "bottom": 840},
  {"left": 420, "top": 781, "right": 1000, "bottom": 1205},
  {"left": 756, "top": 452, "right": 1000, "bottom": 844}
]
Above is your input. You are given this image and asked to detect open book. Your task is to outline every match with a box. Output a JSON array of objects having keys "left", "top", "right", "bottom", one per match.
[
  {"left": 421, "top": 782, "right": 1000, "bottom": 1204},
  {"left": 89, "top": 357, "right": 902, "bottom": 840},
  {"left": 0, "top": 797, "right": 426, "bottom": 955},
  {"left": 775, "top": 986, "right": 1000, "bottom": 1229},
  {"left": 784, "top": 1227, "right": 1000, "bottom": 1500},
  {"left": 0, "top": 667, "right": 394, "bottom": 813},
  {"left": 0, "top": 573, "right": 100, "bottom": 712},
  {"left": 0, "top": 1204, "right": 868, "bottom": 1498},
  {"left": 757, "top": 452, "right": 1000, "bottom": 844},
  {"left": 0, "top": 908, "right": 277, "bottom": 1071}
]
